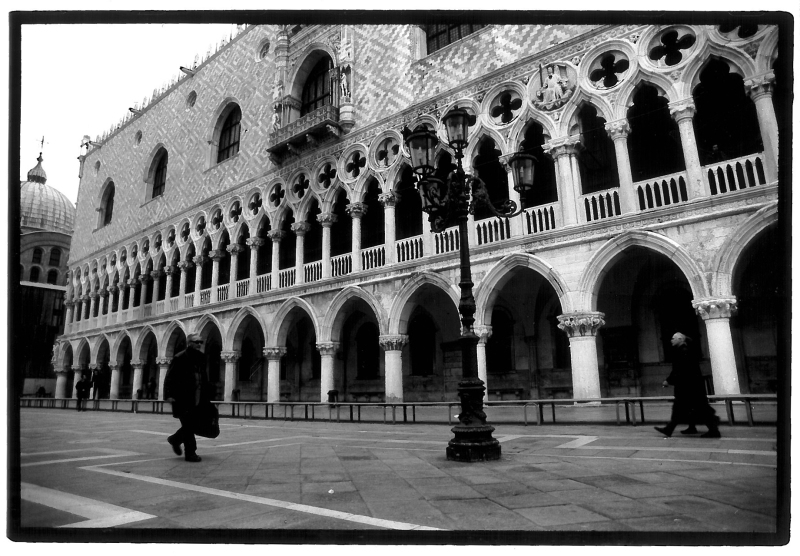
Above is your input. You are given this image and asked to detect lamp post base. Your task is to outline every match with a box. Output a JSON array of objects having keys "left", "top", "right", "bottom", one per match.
[{"left": 446, "top": 376, "right": 502, "bottom": 462}]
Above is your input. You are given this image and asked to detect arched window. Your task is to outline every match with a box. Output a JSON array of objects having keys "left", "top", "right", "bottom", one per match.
[
  {"left": 425, "top": 24, "right": 485, "bottom": 55},
  {"left": 152, "top": 151, "right": 168, "bottom": 198},
  {"left": 29, "top": 267, "right": 40, "bottom": 282},
  {"left": 47, "top": 270, "right": 59, "bottom": 284},
  {"left": 575, "top": 104, "right": 619, "bottom": 194},
  {"left": 49, "top": 247, "right": 62, "bottom": 267},
  {"left": 99, "top": 182, "right": 115, "bottom": 227},
  {"left": 32, "top": 248, "right": 43, "bottom": 264},
  {"left": 301, "top": 57, "right": 334, "bottom": 116},
  {"left": 217, "top": 106, "right": 242, "bottom": 163}
]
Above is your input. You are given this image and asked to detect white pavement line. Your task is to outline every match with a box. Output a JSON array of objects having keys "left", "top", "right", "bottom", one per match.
[
  {"left": 554, "top": 436, "right": 599, "bottom": 449},
  {"left": 211, "top": 436, "right": 311, "bottom": 448},
  {"left": 21, "top": 482, "right": 156, "bottom": 528},
  {"left": 128, "top": 429, "right": 171, "bottom": 436},
  {"left": 83, "top": 466, "right": 443, "bottom": 531},
  {"left": 533, "top": 452, "right": 776, "bottom": 468},
  {"left": 22, "top": 447, "right": 132, "bottom": 457},
  {"left": 336, "top": 445, "right": 441, "bottom": 452},
  {"left": 556, "top": 445, "right": 777, "bottom": 457},
  {"left": 21, "top": 450, "right": 142, "bottom": 467},
  {"left": 236, "top": 423, "right": 440, "bottom": 437}
]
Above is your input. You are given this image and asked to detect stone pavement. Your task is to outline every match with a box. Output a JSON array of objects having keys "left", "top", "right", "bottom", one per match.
[{"left": 13, "top": 406, "right": 783, "bottom": 543}]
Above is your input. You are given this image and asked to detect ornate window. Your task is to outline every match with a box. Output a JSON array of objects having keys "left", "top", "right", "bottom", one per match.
[
  {"left": 217, "top": 106, "right": 242, "bottom": 163},
  {"left": 99, "top": 182, "right": 115, "bottom": 227},
  {"left": 152, "top": 151, "right": 168, "bottom": 198},
  {"left": 300, "top": 57, "right": 334, "bottom": 116},
  {"left": 425, "top": 24, "right": 485, "bottom": 55},
  {"left": 49, "top": 247, "right": 62, "bottom": 267},
  {"left": 32, "top": 248, "right": 43, "bottom": 264}
]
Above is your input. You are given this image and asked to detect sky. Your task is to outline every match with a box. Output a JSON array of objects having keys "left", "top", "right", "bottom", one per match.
[{"left": 20, "top": 23, "right": 237, "bottom": 204}]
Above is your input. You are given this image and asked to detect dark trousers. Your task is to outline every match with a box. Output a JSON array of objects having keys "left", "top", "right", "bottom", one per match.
[
  {"left": 76, "top": 397, "right": 86, "bottom": 411},
  {"left": 173, "top": 414, "right": 197, "bottom": 454}
]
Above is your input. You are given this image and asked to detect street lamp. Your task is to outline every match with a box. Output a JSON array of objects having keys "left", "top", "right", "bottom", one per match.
[{"left": 402, "top": 108, "right": 536, "bottom": 462}]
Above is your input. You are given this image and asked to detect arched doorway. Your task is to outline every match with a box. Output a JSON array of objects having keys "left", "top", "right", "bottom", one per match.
[
  {"left": 279, "top": 308, "right": 320, "bottom": 402},
  {"left": 334, "top": 298, "right": 383, "bottom": 402},
  {"left": 96, "top": 338, "right": 111, "bottom": 399},
  {"left": 138, "top": 331, "right": 158, "bottom": 400},
  {"left": 116, "top": 336, "right": 133, "bottom": 399},
  {"left": 232, "top": 314, "right": 267, "bottom": 401},
  {"left": 198, "top": 324, "right": 223, "bottom": 400}
]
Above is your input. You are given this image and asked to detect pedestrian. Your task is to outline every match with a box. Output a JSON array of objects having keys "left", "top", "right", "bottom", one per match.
[
  {"left": 164, "top": 333, "right": 210, "bottom": 462},
  {"left": 75, "top": 374, "right": 91, "bottom": 411},
  {"left": 655, "top": 332, "right": 721, "bottom": 438},
  {"left": 91, "top": 370, "right": 101, "bottom": 400},
  {"left": 146, "top": 376, "right": 157, "bottom": 400},
  {"left": 36, "top": 386, "right": 46, "bottom": 398}
]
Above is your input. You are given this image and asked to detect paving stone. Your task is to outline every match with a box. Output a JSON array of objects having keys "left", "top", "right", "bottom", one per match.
[
  {"left": 601, "top": 484, "right": 682, "bottom": 499},
  {"left": 428, "top": 498, "right": 541, "bottom": 530},
  {"left": 301, "top": 481, "right": 357, "bottom": 494},
  {"left": 642, "top": 495, "right": 776, "bottom": 533},
  {"left": 577, "top": 498, "right": 676, "bottom": 520},
  {"left": 544, "top": 487, "right": 631, "bottom": 505},
  {"left": 417, "top": 484, "right": 485, "bottom": 501},
  {"left": 364, "top": 499, "right": 454, "bottom": 530},
  {"left": 523, "top": 478, "right": 595, "bottom": 492},
  {"left": 514, "top": 504, "right": 610, "bottom": 526},
  {"left": 20, "top": 499, "right": 84, "bottom": 528},
  {"left": 245, "top": 483, "right": 302, "bottom": 495},
  {"left": 490, "top": 491, "right": 563, "bottom": 509},
  {"left": 619, "top": 515, "right": 721, "bottom": 532}
]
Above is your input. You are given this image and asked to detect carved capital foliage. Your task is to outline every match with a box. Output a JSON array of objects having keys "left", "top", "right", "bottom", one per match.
[
  {"left": 227, "top": 244, "right": 245, "bottom": 255},
  {"left": 474, "top": 326, "right": 493, "bottom": 343},
  {"left": 692, "top": 297, "right": 738, "bottom": 320},
  {"left": 744, "top": 72, "right": 775, "bottom": 100},
  {"left": 378, "top": 193, "right": 397, "bottom": 207},
  {"left": 130, "top": 360, "right": 144, "bottom": 369},
  {"left": 209, "top": 249, "right": 226, "bottom": 262},
  {"left": 317, "top": 212, "right": 338, "bottom": 226},
  {"left": 109, "top": 364, "right": 119, "bottom": 371},
  {"left": 668, "top": 99, "right": 696, "bottom": 122},
  {"left": 107, "top": 285, "right": 119, "bottom": 294},
  {"left": 604, "top": 119, "right": 631, "bottom": 140},
  {"left": 557, "top": 312, "right": 605, "bottom": 337},
  {"left": 89, "top": 292, "right": 99, "bottom": 300},
  {"left": 127, "top": 279, "right": 138, "bottom": 287},
  {"left": 220, "top": 350, "right": 241, "bottom": 363},
  {"left": 156, "top": 357, "right": 171, "bottom": 366},
  {"left": 164, "top": 265, "right": 175, "bottom": 276},
  {"left": 291, "top": 222, "right": 311, "bottom": 236},
  {"left": 378, "top": 335, "right": 408, "bottom": 351},
  {"left": 193, "top": 255, "right": 208, "bottom": 266},
  {"left": 99, "top": 289, "right": 109, "bottom": 298},
  {"left": 346, "top": 202, "right": 369, "bottom": 217},
  {"left": 247, "top": 237, "right": 266, "bottom": 248},
  {"left": 542, "top": 137, "right": 581, "bottom": 158},
  {"left": 267, "top": 230, "right": 286, "bottom": 242},
  {"left": 316, "top": 342, "right": 340, "bottom": 356},
  {"left": 263, "top": 346, "right": 287, "bottom": 360},
  {"left": 150, "top": 270, "right": 161, "bottom": 280}
]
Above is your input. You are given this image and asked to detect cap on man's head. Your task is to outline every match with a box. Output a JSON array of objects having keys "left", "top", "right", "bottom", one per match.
[{"left": 187, "top": 333, "right": 203, "bottom": 344}]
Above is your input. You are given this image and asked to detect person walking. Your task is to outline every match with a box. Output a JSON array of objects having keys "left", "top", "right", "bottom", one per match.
[
  {"left": 655, "top": 332, "right": 721, "bottom": 438},
  {"left": 75, "top": 374, "right": 91, "bottom": 411},
  {"left": 164, "top": 334, "right": 210, "bottom": 462}
]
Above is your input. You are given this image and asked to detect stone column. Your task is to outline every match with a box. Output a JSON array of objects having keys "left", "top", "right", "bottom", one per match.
[
  {"left": 745, "top": 73, "right": 779, "bottom": 183},
  {"left": 292, "top": 222, "right": 310, "bottom": 285},
  {"left": 108, "top": 286, "right": 118, "bottom": 314},
  {"left": 346, "top": 202, "right": 366, "bottom": 272},
  {"left": 474, "top": 326, "right": 493, "bottom": 390},
  {"left": 164, "top": 266, "right": 174, "bottom": 305},
  {"left": 605, "top": 120, "right": 638, "bottom": 214},
  {"left": 209, "top": 250, "right": 224, "bottom": 302},
  {"left": 221, "top": 351, "right": 241, "bottom": 402},
  {"left": 693, "top": 297, "right": 741, "bottom": 395},
  {"left": 139, "top": 275, "right": 151, "bottom": 308},
  {"left": 150, "top": 270, "right": 161, "bottom": 305},
  {"left": 379, "top": 193, "right": 397, "bottom": 264},
  {"left": 379, "top": 335, "right": 407, "bottom": 403},
  {"left": 544, "top": 138, "right": 581, "bottom": 226},
  {"left": 557, "top": 312, "right": 605, "bottom": 400},
  {"left": 55, "top": 368, "right": 69, "bottom": 398},
  {"left": 100, "top": 289, "right": 109, "bottom": 316},
  {"left": 86, "top": 364, "right": 98, "bottom": 398},
  {"left": 71, "top": 366, "right": 83, "bottom": 398},
  {"left": 264, "top": 347, "right": 286, "bottom": 403},
  {"left": 82, "top": 295, "right": 90, "bottom": 319},
  {"left": 500, "top": 160, "right": 524, "bottom": 237},
  {"left": 227, "top": 244, "right": 244, "bottom": 288},
  {"left": 669, "top": 99, "right": 706, "bottom": 199},
  {"left": 64, "top": 300, "right": 74, "bottom": 327},
  {"left": 268, "top": 230, "right": 284, "bottom": 289},
  {"left": 318, "top": 212, "right": 337, "bottom": 278},
  {"left": 156, "top": 357, "right": 170, "bottom": 401},
  {"left": 177, "top": 261, "right": 190, "bottom": 309},
  {"left": 127, "top": 279, "right": 137, "bottom": 310},
  {"left": 109, "top": 364, "right": 121, "bottom": 400},
  {"left": 88, "top": 292, "right": 98, "bottom": 319},
  {"left": 317, "top": 342, "right": 339, "bottom": 402},
  {"left": 246, "top": 238, "right": 264, "bottom": 291},
  {"left": 193, "top": 255, "right": 206, "bottom": 306},
  {"left": 131, "top": 360, "right": 144, "bottom": 400}
]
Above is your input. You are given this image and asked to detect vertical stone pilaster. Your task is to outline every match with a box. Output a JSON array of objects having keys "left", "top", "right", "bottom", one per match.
[
  {"left": 474, "top": 326, "right": 493, "bottom": 392},
  {"left": 346, "top": 202, "right": 366, "bottom": 272},
  {"left": 693, "top": 297, "right": 741, "bottom": 395},
  {"left": 164, "top": 266, "right": 174, "bottom": 304},
  {"left": 318, "top": 212, "right": 337, "bottom": 278},
  {"left": 131, "top": 360, "right": 144, "bottom": 399},
  {"left": 55, "top": 368, "right": 69, "bottom": 399},
  {"left": 246, "top": 238, "right": 264, "bottom": 291},
  {"left": 543, "top": 138, "right": 581, "bottom": 226},
  {"left": 268, "top": 230, "right": 284, "bottom": 289},
  {"left": 193, "top": 255, "right": 206, "bottom": 305},
  {"left": 745, "top": 73, "right": 779, "bottom": 183},
  {"left": 263, "top": 347, "right": 287, "bottom": 403},
  {"left": 316, "top": 342, "right": 340, "bottom": 402},
  {"left": 221, "top": 351, "right": 241, "bottom": 401},
  {"left": 156, "top": 357, "right": 170, "bottom": 401},
  {"left": 379, "top": 335, "right": 408, "bottom": 403},
  {"left": 605, "top": 120, "right": 637, "bottom": 214},
  {"left": 291, "top": 222, "right": 310, "bottom": 285},
  {"left": 209, "top": 249, "right": 224, "bottom": 302},
  {"left": 109, "top": 364, "right": 120, "bottom": 400},
  {"left": 669, "top": 99, "right": 706, "bottom": 199},
  {"left": 227, "top": 243, "right": 244, "bottom": 288},
  {"left": 557, "top": 312, "right": 605, "bottom": 400},
  {"left": 378, "top": 193, "right": 397, "bottom": 264}
]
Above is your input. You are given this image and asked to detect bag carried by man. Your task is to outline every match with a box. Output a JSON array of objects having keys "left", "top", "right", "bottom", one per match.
[{"left": 192, "top": 401, "right": 220, "bottom": 439}]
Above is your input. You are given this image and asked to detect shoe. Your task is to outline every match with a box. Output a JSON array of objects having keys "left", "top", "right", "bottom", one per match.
[
  {"left": 701, "top": 430, "right": 721, "bottom": 438},
  {"left": 185, "top": 453, "right": 202, "bottom": 462},
  {"left": 167, "top": 435, "right": 182, "bottom": 456},
  {"left": 680, "top": 427, "right": 698, "bottom": 435},
  {"left": 654, "top": 426, "right": 672, "bottom": 438}
]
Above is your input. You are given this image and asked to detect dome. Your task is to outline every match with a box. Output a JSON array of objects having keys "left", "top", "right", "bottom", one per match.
[{"left": 20, "top": 154, "right": 76, "bottom": 235}]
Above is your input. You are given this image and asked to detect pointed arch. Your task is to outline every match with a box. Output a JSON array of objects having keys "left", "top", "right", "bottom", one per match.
[
  {"left": 684, "top": 47, "right": 757, "bottom": 93},
  {"left": 134, "top": 324, "right": 159, "bottom": 360},
  {"left": 615, "top": 71, "right": 679, "bottom": 119},
  {"left": 577, "top": 230, "right": 709, "bottom": 310},
  {"left": 225, "top": 306, "right": 268, "bottom": 351},
  {"left": 463, "top": 125, "right": 510, "bottom": 165},
  {"left": 320, "top": 286, "right": 388, "bottom": 342},
  {"left": 352, "top": 169, "right": 384, "bottom": 202},
  {"left": 160, "top": 320, "right": 188, "bottom": 358},
  {"left": 269, "top": 296, "right": 320, "bottom": 346},
  {"left": 192, "top": 312, "right": 225, "bottom": 339},
  {"left": 110, "top": 331, "right": 133, "bottom": 363},
  {"left": 295, "top": 189, "right": 323, "bottom": 222},
  {"left": 388, "top": 271, "right": 461, "bottom": 335}
]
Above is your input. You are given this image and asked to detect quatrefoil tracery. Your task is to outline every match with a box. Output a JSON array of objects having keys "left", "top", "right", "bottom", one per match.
[
  {"left": 648, "top": 30, "right": 696, "bottom": 67},
  {"left": 293, "top": 173, "right": 311, "bottom": 198},
  {"left": 210, "top": 209, "right": 223, "bottom": 230},
  {"left": 195, "top": 217, "right": 206, "bottom": 235},
  {"left": 230, "top": 201, "right": 242, "bottom": 222},
  {"left": 490, "top": 91, "right": 523, "bottom": 124},
  {"left": 346, "top": 151, "right": 367, "bottom": 179},
  {"left": 318, "top": 163, "right": 337, "bottom": 188},
  {"left": 167, "top": 229, "right": 176, "bottom": 246},
  {"left": 180, "top": 224, "right": 190, "bottom": 241},
  {"left": 269, "top": 184, "right": 285, "bottom": 207},
  {"left": 376, "top": 138, "right": 400, "bottom": 168},
  {"left": 718, "top": 23, "right": 758, "bottom": 39},
  {"left": 589, "top": 53, "right": 630, "bottom": 89},
  {"left": 249, "top": 193, "right": 263, "bottom": 214}
]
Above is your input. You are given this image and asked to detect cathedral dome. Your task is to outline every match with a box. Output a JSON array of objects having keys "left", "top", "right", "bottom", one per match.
[{"left": 20, "top": 154, "right": 76, "bottom": 235}]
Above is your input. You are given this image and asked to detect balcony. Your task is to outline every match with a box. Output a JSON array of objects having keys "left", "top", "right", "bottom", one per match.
[{"left": 266, "top": 105, "right": 341, "bottom": 165}]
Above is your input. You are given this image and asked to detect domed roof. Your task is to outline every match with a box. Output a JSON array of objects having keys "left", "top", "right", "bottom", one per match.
[{"left": 20, "top": 154, "right": 76, "bottom": 235}]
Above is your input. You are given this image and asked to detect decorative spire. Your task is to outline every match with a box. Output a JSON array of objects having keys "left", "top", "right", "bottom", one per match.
[{"left": 26, "top": 152, "right": 47, "bottom": 184}]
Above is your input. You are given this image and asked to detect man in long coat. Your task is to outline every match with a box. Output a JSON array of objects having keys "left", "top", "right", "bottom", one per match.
[
  {"left": 655, "top": 332, "right": 721, "bottom": 438},
  {"left": 75, "top": 374, "right": 91, "bottom": 411},
  {"left": 164, "top": 333, "right": 210, "bottom": 462}
]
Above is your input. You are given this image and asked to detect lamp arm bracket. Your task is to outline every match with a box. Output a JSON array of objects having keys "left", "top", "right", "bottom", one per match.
[{"left": 467, "top": 177, "right": 523, "bottom": 219}]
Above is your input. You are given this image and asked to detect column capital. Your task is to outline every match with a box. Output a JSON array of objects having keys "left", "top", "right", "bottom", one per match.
[
  {"left": 267, "top": 230, "right": 286, "bottom": 243},
  {"left": 378, "top": 335, "right": 408, "bottom": 351},
  {"left": 346, "top": 202, "right": 369, "bottom": 217},
  {"left": 150, "top": 270, "right": 161, "bottom": 280},
  {"left": 99, "top": 289, "right": 109, "bottom": 298},
  {"left": 317, "top": 212, "right": 338, "bottom": 226},
  {"left": 55, "top": 368, "right": 70, "bottom": 376},
  {"left": 107, "top": 285, "right": 119, "bottom": 294},
  {"left": 227, "top": 243, "right": 245, "bottom": 255},
  {"left": 378, "top": 193, "right": 397, "bottom": 208},
  {"left": 64, "top": 299, "right": 75, "bottom": 308},
  {"left": 668, "top": 99, "right": 696, "bottom": 122},
  {"left": 164, "top": 265, "right": 175, "bottom": 276},
  {"left": 557, "top": 312, "right": 605, "bottom": 337},
  {"left": 127, "top": 279, "right": 138, "bottom": 287},
  {"left": 177, "top": 260, "right": 192, "bottom": 271},
  {"left": 220, "top": 350, "right": 241, "bottom": 363},
  {"left": 473, "top": 326, "right": 493, "bottom": 343},
  {"left": 156, "top": 357, "right": 171, "bottom": 366},
  {"left": 316, "top": 342, "right": 340, "bottom": 356},
  {"left": 108, "top": 364, "right": 119, "bottom": 372},
  {"left": 542, "top": 136, "right": 581, "bottom": 158},
  {"left": 89, "top": 292, "right": 99, "bottom": 300},
  {"left": 604, "top": 119, "right": 631, "bottom": 140},
  {"left": 139, "top": 273, "right": 152, "bottom": 284},
  {"left": 247, "top": 237, "right": 267, "bottom": 248},
  {"left": 744, "top": 72, "right": 775, "bottom": 100},
  {"left": 208, "top": 249, "right": 225, "bottom": 262},
  {"left": 130, "top": 360, "right": 143, "bottom": 369},
  {"left": 193, "top": 255, "right": 207, "bottom": 266},
  {"left": 291, "top": 222, "right": 311, "bottom": 236},
  {"left": 692, "top": 297, "right": 738, "bottom": 320},
  {"left": 263, "top": 346, "right": 288, "bottom": 360},
  {"left": 88, "top": 363, "right": 98, "bottom": 371}
]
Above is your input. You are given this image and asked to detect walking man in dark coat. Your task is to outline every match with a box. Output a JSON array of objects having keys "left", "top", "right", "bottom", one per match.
[
  {"left": 75, "top": 374, "right": 91, "bottom": 411},
  {"left": 164, "top": 334, "right": 210, "bottom": 462},
  {"left": 655, "top": 332, "right": 721, "bottom": 438}
]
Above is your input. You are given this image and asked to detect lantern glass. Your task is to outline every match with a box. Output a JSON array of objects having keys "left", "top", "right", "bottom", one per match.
[
  {"left": 442, "top": 109, "right": 471, "bottom": 151},
  {"left": 509, "top": 153, "right": 536, "bottom": 193},
  {"left": 404, "top": 128, "right": 438, "bottom": 177}
]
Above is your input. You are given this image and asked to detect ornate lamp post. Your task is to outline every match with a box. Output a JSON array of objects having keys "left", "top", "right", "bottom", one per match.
[{"left": 402, "top": 108, "right": 536, "bottom": 462}]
